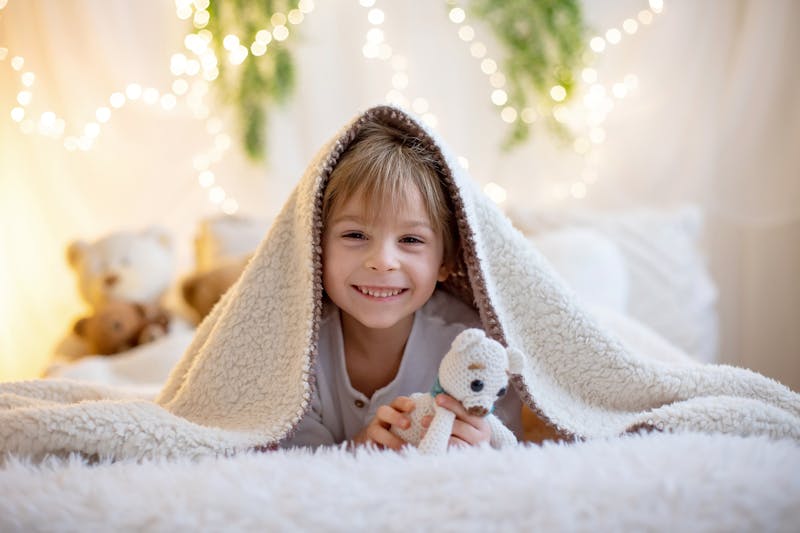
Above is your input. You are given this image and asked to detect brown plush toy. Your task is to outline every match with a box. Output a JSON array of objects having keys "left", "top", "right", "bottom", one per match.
[
  {"left": 73, "top": 300, "right": 171, "bottom": 355},
  {"left": 181, "top": 257, "right": 248, "bottom": 322}
]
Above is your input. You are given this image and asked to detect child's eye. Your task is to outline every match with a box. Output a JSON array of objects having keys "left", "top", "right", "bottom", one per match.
[
  {"left": 400, "top": 236, "right": 424, "bottom": 244},
  {"left": 342, "top": 231, "right": 366, "bottom": 240}
]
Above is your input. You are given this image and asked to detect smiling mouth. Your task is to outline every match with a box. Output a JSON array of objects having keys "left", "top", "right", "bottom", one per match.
[{"left": 353, "top": 285, "right": 407, "bottom": 298}]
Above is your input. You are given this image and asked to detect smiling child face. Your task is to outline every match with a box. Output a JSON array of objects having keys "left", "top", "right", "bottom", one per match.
[{"left": 322, "top": 183, "right": 449, "bottom": 334}]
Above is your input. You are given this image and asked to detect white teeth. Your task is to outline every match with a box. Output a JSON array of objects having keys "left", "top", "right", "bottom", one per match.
[{"left": 359, "top": 287, "right": 402, "bottom": 298}]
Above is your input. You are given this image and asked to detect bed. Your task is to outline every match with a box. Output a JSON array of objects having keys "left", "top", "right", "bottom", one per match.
[{"left": 2, "top": 206, "right": 798, "bottom": 531}]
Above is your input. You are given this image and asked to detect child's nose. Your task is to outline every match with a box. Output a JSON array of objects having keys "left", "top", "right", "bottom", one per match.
[{"left": 365, "top": 242, "right": 399, "bottom": 271}]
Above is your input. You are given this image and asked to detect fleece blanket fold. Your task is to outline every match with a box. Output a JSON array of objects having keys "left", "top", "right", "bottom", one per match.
[{"left": 1, "top": 105, "right": 799, "bottom": 461}]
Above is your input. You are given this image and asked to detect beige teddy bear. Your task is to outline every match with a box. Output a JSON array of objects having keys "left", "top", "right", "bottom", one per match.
[
  {"left": 391, "top": 328, "right": 523, "bottom": 454},
  {"left": 53, "top": 227, "right": 176, "bottom": 361},
  {"left": 67, "top": 227, "right": 175, "bottom": 308}
]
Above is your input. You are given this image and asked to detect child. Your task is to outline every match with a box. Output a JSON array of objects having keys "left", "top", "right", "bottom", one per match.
[{"left": 281, "top": 119, "right": 513, "bottom": 449}]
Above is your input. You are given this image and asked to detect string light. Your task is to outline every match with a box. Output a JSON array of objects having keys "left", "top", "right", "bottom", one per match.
[{"left": 445, "top": 0, "right": 666, "bottom": 201}]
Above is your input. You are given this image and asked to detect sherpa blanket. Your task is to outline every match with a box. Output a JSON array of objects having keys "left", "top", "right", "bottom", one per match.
[{"left": 1, "top": 105, "right": 799, "bottom": 461}]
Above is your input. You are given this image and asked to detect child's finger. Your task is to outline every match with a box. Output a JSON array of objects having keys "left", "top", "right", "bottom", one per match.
[
  {"left": 420, "top": 415, "right": 433, "bottom": 428},
  {"left": 368, "top": 424, "right": 407, "bottom": 451},
  {"left": 435, "top": 393, "right": 469, "bottom": 419},
  {"left": 448, "top": 436, "right": 469, "bottom": 449},
  {"left": 375, "top": 405, "right": 411, "bottom": 430},
  {"left": 391, "top": 396, "right": 415, "bottom": 413},
  {"left": 450, "top": 418, "right": 488, "bottom": 445}
]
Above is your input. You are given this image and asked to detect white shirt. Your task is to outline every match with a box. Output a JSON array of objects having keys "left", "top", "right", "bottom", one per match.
[{"left": 280, "top": 290, "right": 522, "bottom": 448}]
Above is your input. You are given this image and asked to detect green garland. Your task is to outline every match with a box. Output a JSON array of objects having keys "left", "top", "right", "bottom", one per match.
[
  {"left": 205, "top": 0, "right": 298, "bottom": 161},
  {"left": 466, "top": 0, "right": 586, "bottom": 148},
  {"left": 199, "top": 0, "right": 585, "bottom": 161}
]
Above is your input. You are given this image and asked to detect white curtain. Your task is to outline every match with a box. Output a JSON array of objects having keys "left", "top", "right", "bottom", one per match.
[{"left": 0, "top": 0, "right": 797, "bottom": 389}]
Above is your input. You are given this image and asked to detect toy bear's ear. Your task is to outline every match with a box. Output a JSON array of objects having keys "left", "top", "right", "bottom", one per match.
[
  {"left": 143, "top": 226, "right": 172, "bottom": 250},
  {"left": 506, "top": 346, "right": 528, "bottom": 376},
  {"left": 451, "top": 328, "right": 486, "bottom": 351},
  {"left": 73, "top": 316, "right": 89, "bottom": 337},
  {"left": 66, "top": 240, "right": 88, "bottom": 269}
]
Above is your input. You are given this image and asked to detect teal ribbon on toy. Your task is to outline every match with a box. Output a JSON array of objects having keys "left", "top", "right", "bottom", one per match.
[{"left": 429, "top": 376, "right": 494, "bottom": 414}]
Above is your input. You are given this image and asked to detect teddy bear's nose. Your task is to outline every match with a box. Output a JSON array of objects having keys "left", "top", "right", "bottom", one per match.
[
  {"left": 467, "top": 406, "right": 488, "bottom": 417},
  {"left": 104, "top": 274, "right": 119, "bottom": 287}
]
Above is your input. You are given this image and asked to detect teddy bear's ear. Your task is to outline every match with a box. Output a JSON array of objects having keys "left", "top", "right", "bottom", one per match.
[
  {"left": 506, "top": 346, "right": 528, "bottom": 376},
  {"left": 143, "top": 226, "right": 172, "bottom": 251},
  {"left": 66, "top": 240, "right": 89, "bottom": 269},
  {"left": 73, "top": 317, "right": 89, "bottom": 337},
  {"left": 451, "top": 328, "right": 486, "bottom": 351}
]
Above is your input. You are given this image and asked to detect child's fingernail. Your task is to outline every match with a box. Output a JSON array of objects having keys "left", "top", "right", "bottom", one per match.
[{"left": 436, "top": 395, "right": 445, "bottom": 405}]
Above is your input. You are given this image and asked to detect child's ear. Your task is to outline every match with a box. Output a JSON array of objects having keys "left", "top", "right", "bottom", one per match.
[{"left": 437, "top": 263, "right": 450, "bottom": 282}]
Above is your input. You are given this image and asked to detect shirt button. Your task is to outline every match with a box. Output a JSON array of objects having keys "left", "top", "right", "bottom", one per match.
[{"left": 354, "top": 399, "right": 365, "bottom": 408}]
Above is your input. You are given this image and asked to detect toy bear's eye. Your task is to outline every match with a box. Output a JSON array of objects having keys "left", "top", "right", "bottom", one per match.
[
  {"left": 497, "top": 387, "right": 507, "bottom": 397},
  {"left": 470, "top": 379, "right": 484, "bottom": 392}
]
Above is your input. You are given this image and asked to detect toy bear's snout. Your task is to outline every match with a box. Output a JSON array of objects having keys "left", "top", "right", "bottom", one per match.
[{"left": 467, "top": 406, "right": 489, "bottom": 417}]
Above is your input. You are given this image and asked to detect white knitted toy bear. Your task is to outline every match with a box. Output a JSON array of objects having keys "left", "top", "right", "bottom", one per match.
[{"left": 392, "top": 328, "right": 524, "bottom": 454}]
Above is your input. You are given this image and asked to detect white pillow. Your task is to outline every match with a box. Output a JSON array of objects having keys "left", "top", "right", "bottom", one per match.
[
  {"left": 530, "top": 227, "right": 629, "bottom": 315},
  {"left": 194, "top": 215, "right": 271, "bottom": 271},
  {"left": 509, "top": 205, "right": 718, "bottom": 363}
]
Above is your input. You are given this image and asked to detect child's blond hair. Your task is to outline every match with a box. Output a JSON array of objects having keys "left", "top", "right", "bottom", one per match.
[{"left": 322, "top": 120, "right": 458, "bottom": 269}]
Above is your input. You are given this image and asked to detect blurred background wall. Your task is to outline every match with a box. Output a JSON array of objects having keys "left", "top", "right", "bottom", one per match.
[{"left": 0, "top": 0, "right": 797, "bottom": 389}]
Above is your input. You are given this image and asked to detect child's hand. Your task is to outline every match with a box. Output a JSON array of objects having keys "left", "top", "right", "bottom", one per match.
[
  {"left": 422, "top": 393, "right": 491, "bottom": 448},
  {"left": 351, "top": 396, "right": 415, "bottom": 451}
]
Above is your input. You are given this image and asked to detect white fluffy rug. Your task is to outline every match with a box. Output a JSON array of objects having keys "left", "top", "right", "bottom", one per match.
[{"left": 1, "top": 432, "right": 798, "bottom": 532}]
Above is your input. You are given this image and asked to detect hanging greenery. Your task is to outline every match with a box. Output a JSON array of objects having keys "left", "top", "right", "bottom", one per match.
[
  {"left": 199, "top": 0, "right": 585, "bottom": 161},
  {"left": 205, "top": 0, "right": 299, "bottom": 161},
  {"left": 466, "top": 0, "right": 586, "bottom": 148}
]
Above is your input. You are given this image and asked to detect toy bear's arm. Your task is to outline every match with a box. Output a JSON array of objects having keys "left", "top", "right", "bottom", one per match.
[
  {"left": 487, "top": 414, "right": 518, "bottom": 448},
  {"left": 418, "top": 404, "right": 456, "bottom": 454}
]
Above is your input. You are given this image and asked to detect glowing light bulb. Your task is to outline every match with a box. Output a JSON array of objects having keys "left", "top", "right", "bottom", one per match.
[
  {"left": 21, "top": 72, "right": 35, "bottom": 87},
  {"left": 142, "top": 88, "right": 160, "bottom": 104},
  {"left": 299, "top": 0, "right": 315, "bottom": 13},
  {"left": 490, "top": 72, "right": 506, "bottom": 88},
  {"left": 458, "top": 26, "right": 475, "bottom": 42},
  {"left": 172, "top": 79, "right": 189, "bottom": 95},
  {"left": 649, "top": 0, "right": 664, "bottom": 14},
  {"left": 40, "top": 111, "right": 56, "bottom": 127},
  {"left": 481, "top": 58, "right": 497, "bottom": 75},
  {"left": 10, "top": 107, "right": 24, "bottom": 122},
  {"left": 501, "top": 107, "right": 518, "bottom": 123},
  {"left": 126, "top": 84, "right": 143, "bottom": 100},
  {"left": 368, "top": 8, "right": 384, "bottom": 25},
  {"left": 359, "top": 0, "right": 375, "bottom": 7},
  {"left": 612, "top": 83, "right": 628, "bottom": 98},
  {"left": 251, "top": 42, "right": 267, "bottom": 56},
  {"left": 449, "top": 8, "right": 466, "bottom": 24},
  {"left": 638, "top": 10, "right": 653, "bottom": 24},
  {"left": 590, "top": 37, "right": 606, "bottom": 53},
  {"left": 491, "top": 89, "right": 508, "bottom": 106},
  {"left": 271, "top": 12, "right": 287, "bottom": 26},
  {"left": 11, "top": 56, "right": 24, "bottom": 70},
  {"left": 255, "top": 30, "right": 272, "bottom": 44},
  {"left": 273, "top": 25, "right": 289, "bottom": 41},
  {"left": 288, "top": 10, "right": 304, "bottom": 24},
  {"left": 623, "top": 18, "right": 639, "bottom": 34},
  {"left": 16, "top": 91, "right": 32, "bottom": 106},
  {"left": 96, "top": 107, "right": 111, "bottom": 123},
  {"left": 110, "top": 92, "right": 125, "bottom": 108},
  {"left": 470, "top": 42, "right": 487, "bottom": 58},
  {"left": 223, "top": 35, "right": 240, "bottom": 51},
  {"left": 550, "top": 85, "right": 567, "bottom": 102},
  {"left": 198, "top": 170, "right": 215, "bottom": 187},
  {"left": 606, "top": 28, "right": 622, "bottom": 44}
]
